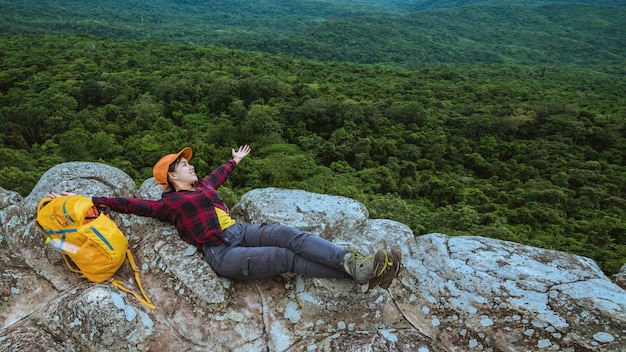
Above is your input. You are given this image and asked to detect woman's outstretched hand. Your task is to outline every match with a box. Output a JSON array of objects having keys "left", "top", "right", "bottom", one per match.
[
  {"left": 232, "top": 145, "right": 251, "bottom": 164},
  {"left": 48, "top": 191, "right": 76, "bottom": 198}
]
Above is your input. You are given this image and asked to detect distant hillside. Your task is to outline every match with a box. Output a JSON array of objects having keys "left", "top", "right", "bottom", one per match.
[
  {"left": 0, "top": 0, "right": 624, "bottom": 67},
  {"left": 0, "top": 0, "right": 404, "bottom": 39},
  {"left": 389, "top": 0, "right": 626, "bottom": 11},
  {"left": 232, "top": 2, "right": 626, "bottom": 67}
]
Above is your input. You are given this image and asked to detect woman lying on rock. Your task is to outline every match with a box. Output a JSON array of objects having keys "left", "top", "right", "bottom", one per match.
[{"left": 50, "top": 145, "right": 401, "bottom": 290}]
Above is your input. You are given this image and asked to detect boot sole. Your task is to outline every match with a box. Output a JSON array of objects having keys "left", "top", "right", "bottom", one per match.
[{"left": 367, "top": 246, "right": 402, "bottom": 291}]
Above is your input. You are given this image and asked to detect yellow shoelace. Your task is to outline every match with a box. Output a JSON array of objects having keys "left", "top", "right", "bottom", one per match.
[{"left": 375, "top": 251, "right": 394, "bottom": 276}]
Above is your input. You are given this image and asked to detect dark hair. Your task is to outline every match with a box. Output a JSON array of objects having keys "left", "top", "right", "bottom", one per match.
[
  {"left": 168, "top": 155, "right": 184, "bottom": 173},
  {"left": 166, "top": 155, "right": 184, "bottom": 189}
]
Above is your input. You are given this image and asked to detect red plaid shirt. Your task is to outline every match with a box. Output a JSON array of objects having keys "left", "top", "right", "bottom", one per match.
[{"left": 92, "top": 160, "right": 237, "bottom": 248}]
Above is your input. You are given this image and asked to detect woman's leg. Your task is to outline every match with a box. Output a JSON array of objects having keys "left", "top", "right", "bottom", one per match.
[
  {"left": 204, "top": 244, "right": 349, "bottom": 280},
  {"left": 203, "top": 224, "right": 401, "bottom": 285},
  {"left": 239, "top": 223, "right": 348, "bottom": 270}
]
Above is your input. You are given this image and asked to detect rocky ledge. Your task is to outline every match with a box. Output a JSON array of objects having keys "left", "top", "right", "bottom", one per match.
[{"left": 0, "top": 162, "right": 624, "bottom": 351}]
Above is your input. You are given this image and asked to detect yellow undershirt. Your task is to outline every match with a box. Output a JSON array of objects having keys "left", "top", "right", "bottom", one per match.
[{"left": 215, "top": 207, "right": 236, "bottom": 230}]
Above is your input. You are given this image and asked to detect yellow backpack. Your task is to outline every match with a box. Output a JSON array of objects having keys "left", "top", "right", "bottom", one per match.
[{"left": 35, "top": 194, "right": 155, "bottom": 309}]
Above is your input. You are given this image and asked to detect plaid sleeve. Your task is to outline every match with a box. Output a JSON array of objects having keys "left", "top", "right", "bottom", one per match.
[
  {"left": 92, "top": 196, "right": 165, "bottom": 220},
  {"left": 202, "top": 160, "right": 237, "bottom": 189}
]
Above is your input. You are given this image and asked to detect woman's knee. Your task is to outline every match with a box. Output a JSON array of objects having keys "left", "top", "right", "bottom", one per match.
[
  {"left": 245, "top": 223, "right": 305, "bottom": 247},
  {"left": 218, "top": 247, "right": 296, "bottom": 280}
]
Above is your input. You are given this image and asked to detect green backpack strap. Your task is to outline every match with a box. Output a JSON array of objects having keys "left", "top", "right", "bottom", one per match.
[{"left": 110, "top": 249, "right": 156, "bottom": 310}]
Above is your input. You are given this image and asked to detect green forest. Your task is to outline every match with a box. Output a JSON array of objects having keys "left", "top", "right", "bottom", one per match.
[
  {"left": 1, "top": 0, "right": 625, "bottom": 274},
  {"left": 1, "top": 34, "right": 624, "bottom": 274},
  {"left": 1, "top": 0, "right": 625, "bottom": 67}
]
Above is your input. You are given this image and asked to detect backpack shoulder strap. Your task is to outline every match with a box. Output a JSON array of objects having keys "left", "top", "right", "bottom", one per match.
[
  {"left": 59, "top": 252, "right": 87, "bottom": 278},
  {"left": 110, "top": 249, "right": 156, "bottom": 310}
]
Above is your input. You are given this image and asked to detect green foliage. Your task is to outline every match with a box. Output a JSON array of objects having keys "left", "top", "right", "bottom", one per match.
[
  {"left": 0, "top": 166, "right": 38, "bottom": 196},
  {"left": 0, "top": 34, "right": 624, "bottom": 275},
  {"left": 1, "top": 1, "right": 624, "bottom": 68}
]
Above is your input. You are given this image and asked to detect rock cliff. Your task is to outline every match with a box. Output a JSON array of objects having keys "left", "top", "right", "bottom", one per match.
[{"left": 0, "top": 162, "right": 624, "bottom": 351}]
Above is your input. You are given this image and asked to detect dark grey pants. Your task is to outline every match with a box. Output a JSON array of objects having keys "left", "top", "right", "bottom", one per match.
[{"left": 202, "top": 223, "right": 350, "bottom": 280}]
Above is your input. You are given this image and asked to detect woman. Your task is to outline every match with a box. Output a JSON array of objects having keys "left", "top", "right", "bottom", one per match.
[{"left": 51, "top": 145, "right": 401, "bottom": 290}]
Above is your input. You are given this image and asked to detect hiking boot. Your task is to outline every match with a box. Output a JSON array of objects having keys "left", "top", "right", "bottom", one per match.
[
  {"left": 367, "top": 246, "right": 403, "bottom": 291},
  {"left": 343, "top": 248, "right": 375, "bottom": 284}
]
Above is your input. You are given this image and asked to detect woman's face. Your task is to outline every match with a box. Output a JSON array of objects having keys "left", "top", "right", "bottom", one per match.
[{"left": 169, "top": 157, "right": 198, "bottom": 186}]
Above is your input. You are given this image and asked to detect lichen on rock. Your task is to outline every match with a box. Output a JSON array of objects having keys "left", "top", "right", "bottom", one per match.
[{"left": 1, "top": 162, "right": 624, "bottom": 351}]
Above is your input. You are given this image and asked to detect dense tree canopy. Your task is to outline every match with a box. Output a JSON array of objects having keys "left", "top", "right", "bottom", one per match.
[
  {"left": 1, "top": 34, "right": 624, "bottom": 274},
  {"left": 1, "top": 0, "right": 624, "bottom": 68}
]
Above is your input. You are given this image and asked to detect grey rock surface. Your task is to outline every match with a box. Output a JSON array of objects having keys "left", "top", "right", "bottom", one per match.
[{"left": 1, "top": 162, "right": 624, "bottom": 351}]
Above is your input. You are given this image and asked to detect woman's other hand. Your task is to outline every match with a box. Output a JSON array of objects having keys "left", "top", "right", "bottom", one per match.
[
  {"left": 232, "top": 145, "right": 251, "bottom": 164},
  {"left": 48, "top": 191, "right": 76, "bottom": 198}
]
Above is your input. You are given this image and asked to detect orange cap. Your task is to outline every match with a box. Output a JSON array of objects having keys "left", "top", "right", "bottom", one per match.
[{"left": 153, "top": 147, "right": 193, "bottom": 188}]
